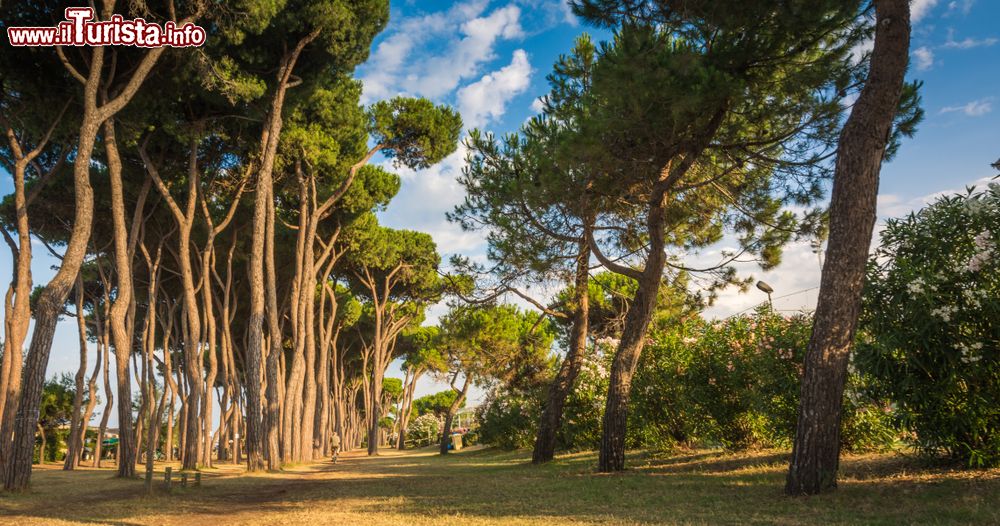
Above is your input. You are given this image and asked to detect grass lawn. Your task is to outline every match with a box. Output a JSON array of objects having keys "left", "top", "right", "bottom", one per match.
[{"left": 1, "top": 447, "right": 997, "bottom": 525}]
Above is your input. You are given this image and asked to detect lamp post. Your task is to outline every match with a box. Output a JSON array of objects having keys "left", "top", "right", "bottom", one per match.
[{"left": 756, "top": 281, "right": 774, "bottom": 312}]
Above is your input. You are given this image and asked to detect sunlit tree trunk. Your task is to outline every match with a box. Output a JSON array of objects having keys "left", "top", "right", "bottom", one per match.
[
  {"left": 64, "top": 276, "right": 89, "bottom": 470},
  {"left": 533, "top": 240, "right": 590, "bottom": 463},
  {"left": 786, "top": 0, "right": 911, "bottom": 496},
  {"left": 440, "top": 376, "right": 470, "bottom": 455}
]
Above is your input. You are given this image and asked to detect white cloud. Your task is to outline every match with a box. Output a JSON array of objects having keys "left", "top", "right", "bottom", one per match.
[
  {"left": 911, "top": 0, "right": 940, "bottom": 22},
  {"left": 704, "top": 175, "right": 998, "bottom": 319},
  {"left": 942, "top": 31, "right": 999, "bottom": 49},
  {"left": 457, "top": 50, "right": 533, "bottom": 128},
  {"left": 939, "top": 97, "right": 993, "bottom": 117},
  {"left": 912, "top": 46, "right": 935, "bottom": 70},
  {"left": 360, "top": 2, "right": 524, "bottom": 103},
  {"left": 946, "top": 0, "right": 975, "bottom": 15},
  {"left": 878, "top": 176, "right": 995, "bottom": 218},
  {"left": 701, "top": 241, "right": 824, "bottom": 319},
  {"left": 557, "top": 0, "right": 578, "bottom": 26},
  {"left": 530, "top": 96, "right": 546, "bottom": 114},
  {"left": 378, "top": 144, "right": 486, "bottom": 258}
]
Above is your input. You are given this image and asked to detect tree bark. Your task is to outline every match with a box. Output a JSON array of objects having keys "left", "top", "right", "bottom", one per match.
[
  {"left": 786, "top": 0, "right": 911, "bottom": 496},
  {"left": 5, "top": 23, "right": 169, "bottom": 489},
  {"left": 63, "top": 276, "right": 89, "bottom": 470},
  {"left": 533, "top": 240, "right": 590, "bottom": 463},
  {"left": 36, "top": 423, "right": 45, "bottom": 465},
  {"left": 103, "top": 117, "right": 147, "bottom": 478},
  {"left": 96, "top": 299, "right": 113, "bottom": 469},
  {"left": 396, "top": 365, "right": 422, "bottom": 451},
  {"left": 596, "top": 193, "right": 668, "bottom": 473},
  {"left": 439, "top": 377, "right": 470, "bottom": 455}
]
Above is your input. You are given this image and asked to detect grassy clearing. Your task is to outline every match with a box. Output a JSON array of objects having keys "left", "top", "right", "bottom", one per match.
[{"left": 1, "top": 447, "right": 997, "bottom": 525}]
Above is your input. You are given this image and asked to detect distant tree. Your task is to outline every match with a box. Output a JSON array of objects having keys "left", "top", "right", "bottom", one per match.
[
  {"left": 37, "top": 375, "right": 77, "bottom": 464},
  {"left": 412, "top": 390, "right": 464, "bottom": 419},
  {"left": 394, "top": 327, "right": 446, "bottom": 449},
  {"left": 437, "top": 305, "right": 554, "bottom": 454}
]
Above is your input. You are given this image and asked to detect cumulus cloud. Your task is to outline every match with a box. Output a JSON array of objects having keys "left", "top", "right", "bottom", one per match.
[
  {"left": 360, "top": 2, "right": 524, "bottom": 103},
  {"left": 457, "top": 50, "right": 533, "bottom": 128},
  {"left": 378, "top": 144, "right": 486, "bottom": 261},
  {"left": 702, "top": 173, "right": 999, "bottom": 319},
  {"left": 912, "top": 46, "right": 935, "bottom": 70},
  {"left": 701, "top": 241, "right": 824, "bottom": 319},
  {"left": 940, "top": 97, "right": 993, "bottom": 117},
  {"left": 911, "top": 0, "right": 940, "bottom": 22}
]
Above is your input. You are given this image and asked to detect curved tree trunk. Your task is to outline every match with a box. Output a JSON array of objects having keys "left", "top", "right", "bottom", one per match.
[
  {"left": 786, "top": 0, "right": 911, "bottom": 496},
  {"left": 0, "top": 101, "right": 65, "bottom": 475},
  {"left": 4, "top": 116, "right": 97, "bottom": 490},
  {"left": 596, "top": 190, "right": 670, "bottom": 472},
  {"left": 396, "top": 366, "right": 422, "bottom": 451},
  {"left": 64, "top": 276, "right": 89, "bottom": 470},
  {"left": 533, "top": 241, "right": 591, "bottom": 463},
  {"left": 4, "top": 30, "right": 167, "bottom": 490},
  {"left": 96, "top": 318, "right": 113, "bottom": 469},
  {"left": 439, "top": 377, "right": 470, "bottom": 455},
  {"left": 103, "top": 117, "right": 145, "bottom": 479}
]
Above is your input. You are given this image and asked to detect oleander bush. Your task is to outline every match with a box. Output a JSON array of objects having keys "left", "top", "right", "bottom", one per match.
[{"left": 857, "top": 182, "right": 1000, "bottom": 466}]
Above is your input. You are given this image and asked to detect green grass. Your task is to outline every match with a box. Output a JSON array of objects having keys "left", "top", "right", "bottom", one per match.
[{"left": 1, "top": 447, "right": 997, "bottom": 525}]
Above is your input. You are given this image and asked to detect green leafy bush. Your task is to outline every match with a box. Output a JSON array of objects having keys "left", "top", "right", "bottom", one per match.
[
  {"left": 480, "top": 310, "right": 897, "bottom": 454},
  {"left": 858, "top": 183, "right": 1000, "bottom": 466},
  {"left": 407, "top": 413, "right": 442, "bottom": 447},
  {"left": 476, "top": 389, "right": 540, "bottom": 450},
  {"left": 586, "top": 311, "right": 895, "bottom": 453}
]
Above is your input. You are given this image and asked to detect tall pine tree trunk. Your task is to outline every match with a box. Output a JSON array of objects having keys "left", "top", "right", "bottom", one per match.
[
  {"left": 4, "top": 116, "right": 98, "bottom": 490},
  {"left": 533, "top": 241, "right": 590, "bottom": 463},
  {"left": 597, "top": 198, "right": 668, "bottom": 473},
  {"left": 104, "top": 117, "right": 145, "bottom": 478},
  {"left": 786, "top": 0, "right": 911, "bottom": 496},
  {"left": 64, "top": 276, "right": 89, "bottom": 470}
]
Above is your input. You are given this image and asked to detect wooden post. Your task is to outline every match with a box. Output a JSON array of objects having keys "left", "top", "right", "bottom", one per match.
[
  {"left": 164, "top": 467, "right": 172, "bottom": 491},
  {"left": 195, "top": 472, "right": 201, "bottom": 487},
  {"left": 181, "top": 472, "right": 188, "bottom": 488}
]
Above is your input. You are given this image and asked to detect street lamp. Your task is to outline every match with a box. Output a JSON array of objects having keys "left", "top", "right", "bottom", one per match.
[{"left": 756, "top": 280, "right": 774, "bottom": 311}]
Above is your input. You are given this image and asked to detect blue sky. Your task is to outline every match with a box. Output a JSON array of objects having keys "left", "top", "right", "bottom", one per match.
[{"left": 3, "top": 0, "right": 999, "bottom": 414}]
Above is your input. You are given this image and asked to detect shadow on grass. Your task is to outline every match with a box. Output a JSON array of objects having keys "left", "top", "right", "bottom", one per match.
[{"left": 3, "top": 448, "right": 999, "bottom": 525}]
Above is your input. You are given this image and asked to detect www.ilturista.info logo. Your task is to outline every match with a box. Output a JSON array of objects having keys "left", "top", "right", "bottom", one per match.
[{"left": 7, "top": 7, "right": 205, "bottom": 48}]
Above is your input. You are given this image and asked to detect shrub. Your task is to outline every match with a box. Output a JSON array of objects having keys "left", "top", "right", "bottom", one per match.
[
  {"left": 857, "top": 183, "right": 1000, "bottom": 466},
  {"left": 476, "top": 388, "right": 539, "bottom": 450},
  {"left": 407, "top": 413, "right": 442, "bottom": 447},
  {"left": 481, "top": 310, "right": 898, "bottom": 455},
  {"left": 631, "top": 310, "right": 896, "bottom": 452}
]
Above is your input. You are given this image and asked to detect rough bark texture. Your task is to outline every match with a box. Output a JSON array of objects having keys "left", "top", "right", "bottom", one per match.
[
  {"left": 4, "top": 116, "right": 98, "bottom": 490},
  {"left": 63, "top": 277, "right": 89, "bottom": 470},
  {"left": 597, "top": 191, "right": 668, "bottom": 473},
  {"left": 104, "top": 118, "right": 139, "bottom": 478},
  {"left": 786, "top": 0, "right": 911, "bottom": 496},
  {"left": 439, "top": 378, "right": 470, "bottom": 455},
  {"left": 0, "top": 129, "right": 43, "bottom": 473},
  {"left": 4, "top": 35, "right": 166, "bottom": 489},
  {"left": 596, "top": 266, "right": 662, "bottom": 472},
  {"left": 533, "top": 242, "right": 590, "bottom": 463}
]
